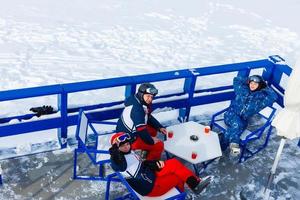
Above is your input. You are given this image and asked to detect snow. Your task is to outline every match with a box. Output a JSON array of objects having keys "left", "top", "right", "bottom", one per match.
[{"left": 0, "top": 0, "right": 300, "bottom": 199}]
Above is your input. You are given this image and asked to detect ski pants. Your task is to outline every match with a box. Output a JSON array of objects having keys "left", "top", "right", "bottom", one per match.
[
  {"left": 222, "top": 108, "right": 247, "bottom": 149},
  {"left": 148, "top": 158, "right": 197, "bottom": 196},
  {"left": 131, "top": 125, "right": 164, "bottom": 160}
]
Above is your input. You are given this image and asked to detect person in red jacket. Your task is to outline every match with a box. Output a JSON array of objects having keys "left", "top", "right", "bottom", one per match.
[
  {"left": 116, "top": 83, "right": 167, "bottom": 160},
  {"left": 109, "top": 132, "right": 212, "bottom": 197}
]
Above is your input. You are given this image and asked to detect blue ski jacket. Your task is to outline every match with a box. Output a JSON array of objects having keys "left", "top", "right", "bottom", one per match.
[
  {"left": 116, "top": 94, "right": 163, "bottom": 145},
  {"left": 223, "top": 76, "right": 277, "bottom": 143}
]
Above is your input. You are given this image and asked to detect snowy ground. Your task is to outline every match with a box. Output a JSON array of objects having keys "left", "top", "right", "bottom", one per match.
[{"left": 1, "top": 0, "right": 300, "bottom": 199}]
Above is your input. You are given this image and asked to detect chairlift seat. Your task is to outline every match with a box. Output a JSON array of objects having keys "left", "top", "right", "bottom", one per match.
[
  {"left": 211, "top": 106, "right": 276, "bottom": 162},
  {"left": 105, "top": 171, "right": 186, "bottom": 200},
  {"left": 73, "top": 110, "right": 115, "bottom": 181}
]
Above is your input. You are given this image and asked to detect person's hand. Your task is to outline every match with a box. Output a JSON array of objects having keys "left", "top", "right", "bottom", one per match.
[
  {"left": 156, "top": 160, "right": 165, "bottom": 169},
  {"left": 152, "top": 137, "right": 161, "bottom": 144},
  {"left": 159, "top": 128, "right": 167, "bottom": 135},
  {"left": 109, "top": 143, "right": 119, "bottom": 155}
]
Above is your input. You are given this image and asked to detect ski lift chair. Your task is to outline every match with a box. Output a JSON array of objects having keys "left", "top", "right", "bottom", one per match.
[
  {"left": 105, "top": 171, "right": 186, "bottom": 200},
  {"left": 73, "top": 110, "right": 117, "bottom": 181},
  {"left": 210, "top": 105, "right": 276, "bottom": 162}
]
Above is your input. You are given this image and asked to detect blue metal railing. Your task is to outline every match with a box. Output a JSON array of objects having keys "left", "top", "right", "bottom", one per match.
[{"left": 0, "top": 55, "right": 293, "bottom": 150}]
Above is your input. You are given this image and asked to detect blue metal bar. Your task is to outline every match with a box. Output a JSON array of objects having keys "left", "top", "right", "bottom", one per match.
[
  {"left": 125, "top": 84, "right": 136, "bottom": 98},
  {"left": 0, "top": 84, "right": 62, "bottom": 101},
  {"left": 0, "top": 118, "right": 62, "bottom": 137},
  {"left": 58, "top": 91, "right": 68, "bottom": 148},
  {"left": 0, "top": 56, "right": 293, "bottom": 151},
  {"left": 182, "top": 76, "right": 197, "bottom": 121},
  {"left": 193, "top": 59, "right": 273, "bottom": 76}
]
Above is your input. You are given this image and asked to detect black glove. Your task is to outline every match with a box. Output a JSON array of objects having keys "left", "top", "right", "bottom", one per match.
[
  {"left": 143, "top": 160, "right": 161, "bottom": 171},
  {"left": 109, "top": 144, "right": 125, "bottom": 166},
  {"left": 109, "top": 144, "right": 119, "bottom": 155},
  {"left": 30, "top": 105, "right": 55, "bottom": 117}
]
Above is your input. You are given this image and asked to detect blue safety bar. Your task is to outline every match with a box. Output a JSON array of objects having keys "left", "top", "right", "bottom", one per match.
[{"left": 0, "top": 55, "right": 294, "bottom": 153}]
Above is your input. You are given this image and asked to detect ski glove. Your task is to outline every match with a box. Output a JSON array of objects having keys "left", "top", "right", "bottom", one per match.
[
  {"left": 143, "top": 160, "right": 161, "bottom": 171},
  {"left": 109, "top": 144, "right": 127, "bottom": 171},
  {"left": 30, "top": 105, "right": 55, "bottom": 117}
]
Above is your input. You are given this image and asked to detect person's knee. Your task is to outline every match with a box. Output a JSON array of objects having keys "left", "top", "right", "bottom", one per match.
[
  {"left": 165, "top": 158, "right": 182, "bottom": 168},
  {"left": 154, "top": 141, "right": 164, "bottom": 151}
]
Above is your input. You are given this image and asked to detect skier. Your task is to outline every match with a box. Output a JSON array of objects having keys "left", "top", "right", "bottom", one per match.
[
  {"left": 222, "top": 75, "right": 277, "bottom": 155},
  {"left": 109, "top": 132, "right": 212, "bottom": 196},
  {"left": 116, "top": 83, "right": 167, "bottom": 160}
]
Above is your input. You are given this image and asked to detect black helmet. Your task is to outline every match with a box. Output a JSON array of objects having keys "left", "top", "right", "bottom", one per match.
[
  {"left": 248, "top": 75, "right": 266, "bottom": 91},
  {"left": 137, "top": 83, "right": 158, "bottom": 104}
]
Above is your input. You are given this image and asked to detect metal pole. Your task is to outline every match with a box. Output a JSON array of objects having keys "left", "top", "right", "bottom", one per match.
[
  {"left": 263, "top": 138, "right": 286, "bottom": 200},
  {"left": 0, "top": 163, "right": 3, "bottom": 185}
]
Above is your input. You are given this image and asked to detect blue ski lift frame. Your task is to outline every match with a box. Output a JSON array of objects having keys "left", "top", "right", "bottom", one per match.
[{"left": 0, "top": 55, "right": 296, "bottom": 151}]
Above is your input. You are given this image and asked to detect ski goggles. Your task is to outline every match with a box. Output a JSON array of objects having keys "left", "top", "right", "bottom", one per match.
[
  {"left": 248, "top": 75, "right": 262, "bottom": 83},
  {"left": 115, "top": 133, "right": 131, "bottom": 143},
  {"left": 145, "top": 87, "right": 158, "bottom": 96}
]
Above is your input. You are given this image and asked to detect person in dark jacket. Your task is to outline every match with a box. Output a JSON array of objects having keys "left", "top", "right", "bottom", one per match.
[
  {"left": 109, "top": 132, "right": 212, "bottom": 197},
  {"left": 221, "top": 75, "right": 278, "bottom": 155},
  {"left": 116, "top": 83, "right": 167, "bottom": 160}
]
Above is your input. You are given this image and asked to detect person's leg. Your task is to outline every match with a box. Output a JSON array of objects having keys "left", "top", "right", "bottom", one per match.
[
  {"left": 156, "top": 158, "right": 195, "bottom": 181},
  {"left": 131, "top": 137, "right": 164, "bottom": 160},
  {"left": 227, "top": 116, "right": 247, "bottom": 144},
  {"left": 224, "top": 111, "right": 247, "bottom": 145},
  {"left": 154, "top": 158, "right": 211, "bottom": 195},
  {"left": 147, "top": 174, "right": 184, "bottom": 197}
]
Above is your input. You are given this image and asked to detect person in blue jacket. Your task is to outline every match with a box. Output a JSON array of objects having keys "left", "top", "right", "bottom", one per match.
[
  {"left": 221, "top": 75, "right": 278, "bottom": 155},
  {"left": 116, "top": 83, "right": 167, "bottom": 160},
  {"left": 109, "top": 132, "right": 211, "bottom": 197}
]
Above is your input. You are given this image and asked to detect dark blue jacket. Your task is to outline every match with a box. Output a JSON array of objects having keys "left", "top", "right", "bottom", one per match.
[
  {"left": 109, "top": 147, "right": 157, "bottom": 196},
  {"left": 116, "top": 94, "right": 163, "bottom": 144},
  {"left": 228, "top": 76, "right": 277, "bottom": 120}
]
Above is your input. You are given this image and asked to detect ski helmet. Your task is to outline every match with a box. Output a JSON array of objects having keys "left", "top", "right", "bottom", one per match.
[
  {"left": 248, "top": 75, "right": 266, "bottom": 91},
  {"left": 137, "top": 83, "right": 158, "bottom": 103}
]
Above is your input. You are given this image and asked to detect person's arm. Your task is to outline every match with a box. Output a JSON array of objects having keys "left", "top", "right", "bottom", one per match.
[
  {"left": 242, "top": 86, "right": 278, "bottom": 119},
  {"left": 109, "top": 144, "right": 127, "bottom": 171},
  {"left": 135, "top": 127, "right": 155, "bottom": 145},
  {"left": 233, "top": 76, "right": 249, "bottom": 95},
  {"left": 258, "top": 86, "right": 278, "bottom": 108},
  {"left": 148, "top": 114, "right": 163, "bottom": 129},
  {"left": 131, "top": 106, "right": 155, "bottom": 145}
]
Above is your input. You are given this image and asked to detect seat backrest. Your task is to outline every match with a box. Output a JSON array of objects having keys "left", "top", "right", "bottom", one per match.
[
  {"left": 76, "top": 110, "right": 89, "bottom": 147},
  {"left": 75, "top": 110, "right": 116, "bottom": 163},
  {"left": 96, "top": 133, "right": 113, "bottom": 162}
]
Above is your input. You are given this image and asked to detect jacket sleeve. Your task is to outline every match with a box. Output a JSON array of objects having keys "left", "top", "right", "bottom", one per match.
[
  {"left": 147, "top": 114, "right": 163, "bottom": 130},
  {"left": 243, "top": 86, "right": 278, "bottom": 119},
  {"left": 233, "top": 76, "right": 249, "bottom": 96},
  {"left": 131, "top": 105, "right": 155, "bottom": 145},
  {"left": 109, "top": 144, "right": 127, "bottom": 172},
  {"left": 136, "top": 128, "right": 155, "bottom": 145},
  {"left": 259, "top": 86, "right": 278, "bottom": 108}
]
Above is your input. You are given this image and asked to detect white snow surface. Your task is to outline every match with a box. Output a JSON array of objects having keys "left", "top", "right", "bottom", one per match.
[{"left": 0, "top": 0, "right": 300, "bottom": 199}]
